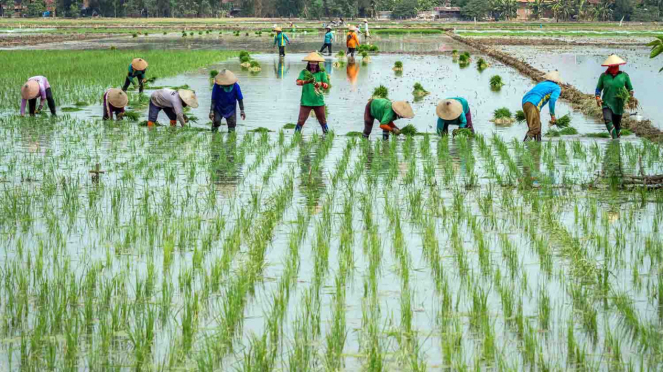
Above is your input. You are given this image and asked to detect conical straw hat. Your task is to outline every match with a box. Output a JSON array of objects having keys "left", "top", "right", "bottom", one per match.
[
  {"left": 363, "top": 19, "right": 368, "bottom": 22},
  {"left": 215, "top": 69, "right": 239, "bottom": 85},
  {"left": 303, "top": 52, "right": 325, "bottom": 62},
  {"left": 348, "top": 25, "right": 356, "bottom": 31},
  {"left": 21, "top": 80, "right": 39, "bottom": 100},
  {"left": 601, "top": 54, "right": 626, "bottom": 66},
  {"left": 274, "top": 27, "right": 282, "bottom": 32},
  {"left": 107, "top": 88, "right": 128, "bottom": 107},
  {"left": 436, "top": 99, "right": 463, "bottom": 120},
  {"left": 542, "top": 70, "right": 562, "bottom": 84},
  {"left": 131, "top": 58, "right": 148, "bottom": 70},
  {"left": 178, "top": 89, "right": 199, "bottom": 108},
  {"left": 392, "top": 101, "right": 414, "bottom": 119}
]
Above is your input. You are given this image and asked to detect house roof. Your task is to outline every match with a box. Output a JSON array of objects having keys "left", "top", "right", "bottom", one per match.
[{"left": 434, "top": 6, "right": 461, "bottom": 12}]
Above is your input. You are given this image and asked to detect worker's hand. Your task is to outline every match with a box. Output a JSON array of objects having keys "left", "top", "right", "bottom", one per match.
[
  {"left": 209, "top": 112, "right": 214, "bottom": 121},
  {"left": 314, "top": 82, "right": 321, "bottom": 89},
  {"left": 117, "top": 112, "right": 124, "bottom": 121},
  {"left": 240, "top": 110, "right": 246, "bottom": 120},
  {"left": 550, "top": 115, "right": 556, "bottom": 125},
  {"left": 596, "top": 96, "right": 603, "bottom": 107},
  {"left": 35, "top": 108, "right": 41, "bottom": 115},
  {"left": 321, "top": 83, "right": 329, "bottom": 89},
  {"left": 141, "top": 79, "right": 147, "bottom": 84}
]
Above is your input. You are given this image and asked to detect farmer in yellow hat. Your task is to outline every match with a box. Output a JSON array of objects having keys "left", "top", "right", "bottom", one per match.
[
  {"left": 436, "top": 97, "right": 473, "bottom": 136},
  {"left": 346, "top": 25, "right": 360, "bottom": 58},
  {"left": 595, "top": 54, "right": 634, "bottom": 139},
  {"left": 20, "top": 76, "right": 56, "bottom": 116},
  {"left": 362, "top": 98, "right": 414, "bottom": 140},
  {"left": 147, "top": 88, "right": 198, "bottom": 127},
  {"left": 295, "top": 52, "right": 330, "bottom": 133},
  {"left": 521, "top": 70, "right": 562, "bottom": 142},
  {"left": 273, "top": 27, "right": 290, "bottom": 57},
  {"left": 210, "top": 69, "right": 245, "bottom": 132},
  {"left": 102, "top": 88, "right": 129, "bottom": 121},
  {"left": 122, "top": 58, "right": 148, "bottom": 94}
]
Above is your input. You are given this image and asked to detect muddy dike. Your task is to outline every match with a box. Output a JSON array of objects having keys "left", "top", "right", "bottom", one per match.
[
  {"left": 448, "top": 32, "right": 663, "bottom": 143},
  {"left": 0, "top": 33, "right": 113, "bottom": 47}
]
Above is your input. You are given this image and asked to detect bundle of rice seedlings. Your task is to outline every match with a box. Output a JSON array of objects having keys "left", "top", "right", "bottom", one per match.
[
  {"left": 477, "top": 58, "right": 489, "bottom": 71},
  {"left": 361, "top": 51, "right": 371, "bottom": 63},
  {"left": 369, "top": 45, "right": 379, "bottom": 52},
  {"left": 554, "top": 114, "right": 571, "bottom": 128},
  {"left": 617, "top": 87, "right": 640, "bottom": 110},
  {"left": 490, "top": 75, "right": 504, "bottom": 90},
  {"left": 452, "top": 128, "right": 474, "bottom": 138},
  {"left": 459, "top": 54, "right": 469, "bottom": 64},
  {"left": 209, "top": 70, "right": 219, "bottom": 79},
  {"left": 516, "top": 110, "right": 526, "bottom": 123},
  {"left": 492, "top": 107, "right": 514, "bottom": 125},
  {"left": 393, "top": 61, "right": 403, "bottom": 71},
  {"left": 123, "top": 111, "right": 140, "bottom": 121},
  {"left": 249, "top": 60, "right": 262, "bottom": 71},
  {"left": 400, "top": 124, "right": 417, "bottom": 136},
  {"left": 372, "top": 85, "right": 388, "bottom": 99},
  {"left": 547, "top": 127, "right": 578, "bottom": 137},
  {"left": 412, "top": 82, "right": 429, "bottom": 97}
]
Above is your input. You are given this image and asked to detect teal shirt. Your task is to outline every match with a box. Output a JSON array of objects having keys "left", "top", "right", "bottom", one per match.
[
  {"left": 437, "top": 97, "right": 469, "bottom": 133},
  {"left": 273, "top": 32, "right": 290, "bottom": 47},
  {"left": 127, "top": 65, "right": 146, "bottom": 81}
]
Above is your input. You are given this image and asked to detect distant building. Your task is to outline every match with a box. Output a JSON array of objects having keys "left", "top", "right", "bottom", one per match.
[
  {"left": 435, "top": 6, "right": 461, "bottom": 19},
  {"left": 377, "top": 11, "right": 392, "bottom": 20}
]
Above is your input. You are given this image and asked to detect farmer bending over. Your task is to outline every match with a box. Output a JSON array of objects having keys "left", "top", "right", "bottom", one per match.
[
  {"left": 596, "top": 54, "right": 634, "bottom": 139},
  {"left": 147, "top": 88, "right": 198, "bottom": 127},
  {"left": 295, "top": 52, "right": 330, "bottom": 134},
  {"left": 103, "top": 88, "right": 128, "bottom": 121},
  {"left": 20, "top": 76, "right": 56, "bottom": 117},
  {"left": 273, "top": 27, "right": 290, "bottom": 57},
  {"left": 122, "top": 58, "right": 148, "bottom": 94},
  {"left": 363, "top": 98, "right": 414, "bottom": 140},
  {"left": 521, "top": 70, "right": 562, "bottom": 142},
  {"left": 436, "top": 97, "right": 474, "bottom": 136},
  {"left": 210, "top": 69, "right": 245, "bottom": 132}
]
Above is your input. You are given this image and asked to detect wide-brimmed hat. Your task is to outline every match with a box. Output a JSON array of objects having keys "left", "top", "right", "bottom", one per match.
[
  {"left": 602, "top": 54, "right": 626, "bottom": 67},
  {"left": 107, "top": 88, "right": 128, "bottom": 107},
  {"left": 274, "top": 27, "right": 282, "bottom": 32},
  {"left": 542, "top": 70, "right": 562, "bottom": 84},
  {"left": 303, "top": 52, "right": 325, "bottom": 62},
  {"left": 392, "top": 101, "right": 414, "bottom": 119},
  {"left": 363, "top": 19, "right": 368, "bottom": 22},
  {"left": 178, "top": 89, "right": 199, "bottom": 108},
  {"left": 215, "top": 69, "right": 238, "bottom": 85},
  {"left": 348, "top": 25, "right": 356, "bottom": 31},
  {"left": 21, "top": 80, "right": 39, "bottom": 100},
  {"left": 436, "top": 99, "right": 463, "bottom": 120},
  {"left": 326, "top": 26, "right": 332, "bottom": 30},
  {"left": 131, "top": 58, "right": 148, "bottom": 71}
]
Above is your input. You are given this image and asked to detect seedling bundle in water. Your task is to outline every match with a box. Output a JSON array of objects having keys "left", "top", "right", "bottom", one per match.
[
  {"left": 490, "top": 75, "right": 504, "bottom": 91},
  {"left": 372, "top": 85, "right": 388, "bottom": 99},
  {"left": 393, "top": 61, "right": 403, "bottom": 71},
  {"left": 516, "top": 110, "right": 526, "bottom": 123},
  {"left": 492, "top": 107, "right": 515, "bottom": 125},
  {"left": 477, "top": 58, "right": 489, "bottom": 71},
  {"left": 412, "top": 82, "right": 429, "bottom": 97},
  {"left": 553, "top": 114, "right": 571, "bottom": 128}
]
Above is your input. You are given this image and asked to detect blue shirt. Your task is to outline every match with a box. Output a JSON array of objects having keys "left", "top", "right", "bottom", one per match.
[
  {"left": 211, "top": 83, "right": 244, "bottom": 118},
  {"left": 324, "top": 31, "right": 333, "bottom": 44},
  {"left": 274, "top": 32, "right": 290, "bottom": 46},
  {"left": 437, "top": 97, "right": 470, "bottom": 132},
  {"left": 522, "top": 81, "right": 561, "bottom": 116}
]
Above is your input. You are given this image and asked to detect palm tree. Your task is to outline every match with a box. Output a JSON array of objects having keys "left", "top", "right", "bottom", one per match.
[
  {"left": 594, "top": 0, "right": 612, "bottom": 21},
  {"left": 490, "top": 0, "right": 517, "bottom": 20},
  {"left": 529, "top": 0, "right": 548, "bottom": 20},
  {"left": 551, "top": 0, "right": 563, "bottom": 21}
]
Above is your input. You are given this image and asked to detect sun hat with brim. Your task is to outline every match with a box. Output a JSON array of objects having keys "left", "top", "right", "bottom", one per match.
[
  {"left": 303, "top": 52, "right": 325, "bottom": 63},
  {"left": 436, "top": 99, "right": 463, "bottom": 120},
  {"left": 542, "top": 70, "right": 562, "bottom": 84},
  {"left": 131, "top": 58, "right": 148, "bottom": 71},
  {"left": 178, "top": 89, "right": 199, "bottom": 108},
  {"left": 602, "top": 54, "right": 626, "bottom": 67},
  {"left": 392, "top": 101, "right": 415, "bottom": 119},
  {"left": 215, "top": 69, "right": 239, "bottom": 85},
  {"left": 21, "top": 80, "right": 40, "bottom": 100},
  {"left": 348, "top": 25, "right": 356, "bottom": 31},
  {"left": 363, "top": 19, "right": 368, "bottom": 22},
  {"left": 274, "top": 27, "right": 282, "bottom": 32},
  {"left": 107, "top": 88, "right": 128, "bottom": 108}
]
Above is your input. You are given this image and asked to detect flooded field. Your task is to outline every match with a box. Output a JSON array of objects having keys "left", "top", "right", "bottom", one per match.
[{"left": 1, "top": 35, "right": 662, "bottom": 370}]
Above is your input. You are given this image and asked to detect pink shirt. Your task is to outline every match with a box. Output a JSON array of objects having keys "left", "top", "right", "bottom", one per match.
[{"left": 20, "top": 76, "right": 51, "bottom": 115}]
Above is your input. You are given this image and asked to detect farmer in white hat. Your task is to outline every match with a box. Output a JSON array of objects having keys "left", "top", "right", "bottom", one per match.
[
  {"left": 346, "top": 25, "right": 360, "bottom": 58},
  {"left": 362, "top": 98, "right": 414, "bottom": 140},
  {"left": 147, "top": 88, "right": 198, "bottom": 127},
  {"left": 122, "top": 58, "right": 148, "bottom": 94},
  {"left": 210, "top": 69, "right": 245, "bottom": 132},
  {"left": 295, "top": 52, "right": 330, "bottom": 134},
  {"left": 521, "top": 70, "right": 562, "bottom": 142},
  {"left": 102, "top": 88, "right": 128, "bottom": 121},
  {"left": 595, "top": 54, "right": 634, "bottom": 139},
  {"left": 273, "top": 27, "right": 290, "bottom": 57},
  {"left": 319, "top": 26, "right": 334, "bottom": 56},
  {"left": 20, "top": 76, "right": 56, "bottom": 117},
  {"left": 363, "top": 19, "right": 370, "bottom": 38},
  {"left": 436, "top": 97, "right": 473, "bottom": 136}
]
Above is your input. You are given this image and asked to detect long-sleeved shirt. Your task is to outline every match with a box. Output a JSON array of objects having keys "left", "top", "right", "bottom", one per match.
[
  {"left": 20, "top": 76, "right": 50, "bottom": 116},
  {"left": 323, "top": 31, "right": 333, "bottom": 44},
  {"left": 595, "top": 71, "right": 633, "bottom": 116},
  {"left": 522, "top": 80, "right": 561, "bottom": 116},
  {"left": 346, "top": 32, "right": 359, "bottom": 48},
  {"left": 127, "top": 65, "right": 146, "bottom": 81},
  {"left": 274, "top": 32, "right": 289, "bottom": 47},
  {"left": 103, "top": 89, "right": 125, "bottom": 119},
  {"left": 437, "top": 97, "right": 469, "bottom": 129},
  {"left": 150, "top": 89, "right": 186, "bottom": 125},
  {"left": 370, "top": 98, "right": 396, "bottom": 125},
  {"left": 364, "top": 22, "right": 369, "bottom": 34},
  {"left": 211, "top": 83, "right": 244, "bottom": 118}
]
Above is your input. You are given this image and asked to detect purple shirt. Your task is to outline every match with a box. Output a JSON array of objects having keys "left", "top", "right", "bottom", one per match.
[{"left": 20, "top": 76, "right": 50, "bottom": 116}]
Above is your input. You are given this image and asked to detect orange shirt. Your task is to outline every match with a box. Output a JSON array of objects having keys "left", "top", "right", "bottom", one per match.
[{"left": 346, "top": 32, "right": 359, "bottom": 48}]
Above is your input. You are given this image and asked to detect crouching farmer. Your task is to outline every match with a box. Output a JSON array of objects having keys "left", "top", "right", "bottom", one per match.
[
  {"left": 521, "top": 71, "right": 562, "bottom": 142},
  {"left": 362, "top": 98, "right": 414, "bottom": 140},
  {"left": 103, "top": 88, "right": 128, "bottom": 121},
  {"left": 20, "top": 76, "right": 56, "bottom": 117},
  {"left": 147, "top": 89, "right": 198, "bottom": 127},
  {"left": 436, "top": 97, "right": 473, "bottom": 135}
]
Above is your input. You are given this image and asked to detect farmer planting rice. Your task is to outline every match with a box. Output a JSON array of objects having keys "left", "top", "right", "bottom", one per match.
[
  {"left": 102, "top": 88, "right": 128, "bottom": 121},
  {"left": 521, "top": 70, "right": 562, "bottom": 142},
  {"left": 436, "top": 97, "right": 474, "bottom": 135},
  {"left": 210, "top": 69, "right": 245, "bottom": 133},
  {"left": 122, "top": 58, "right": 148, "bottom": 94},
  {"left": 362, "top": 98, "right": 414, "bottom": 140},
  {"left": 20, "top": 76, "right": 56, "bottom": 117},
  {"left": 295, "top": 52, "right": 330, "bottom": 134},
  {"left": 147, "top": 88, "right": 198, "bottom": 127},
  {"left": 319, "top": 26, "right": 334, "bottom": 56},
  {"left": 273, "top": 27, "right": 290, "bottom": 57},
  {"left": 346, "top": 25, "right": 360, "bottom": 58},
  {"left": 595, "top": 54, "right": 634, "bottom": 139}
]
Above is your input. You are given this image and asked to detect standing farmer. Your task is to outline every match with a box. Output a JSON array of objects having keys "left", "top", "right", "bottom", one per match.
[
  {"left": 595, "top": 55, "right": 634, "bottom": 139},
  {"left": 273, "top": 27, "right": 290, "bottom": 57},
  {"left": 20, "top": 76, "right": 56, "bottom": 117},
  {"left": 436, "top": 97, "right": 474, "bottom": 135},
  {"left": 363, "top": 19, "right": 370, "bottom": 38},
  {"left": 122, "top": 58, "right": 148, "bottom": 94},
  {"left": 210, "top": 69, "right": 246, "bottom": 133},
  {"left": 295, "top": 52, "right": 330, "bottom": 134},
  {"left": 363, "top": 98, "right": 414, "bottom": 140},
  {"left": 346, "top": 25, "right": 360, "bottom": 58},
  {"left": 147, "top": 89, "right": 198, "bottom": 127},
  {"left": 102, "top": 88, "right": 128, "bottom": 121},
  {"left": 521, "top": 71, "right": 562, "bottom": 142},
  {"left": 319, "top": 26, "right": 333, "bottom": 56}
]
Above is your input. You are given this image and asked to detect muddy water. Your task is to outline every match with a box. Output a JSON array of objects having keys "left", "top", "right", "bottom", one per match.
[{"left": 501, "top": 45, "right": 662, "bottom": 129}]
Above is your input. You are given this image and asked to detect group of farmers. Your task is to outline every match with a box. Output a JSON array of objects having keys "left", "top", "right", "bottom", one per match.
[{"left": 19, "top": 45, "right": 633, "bottom": 141}]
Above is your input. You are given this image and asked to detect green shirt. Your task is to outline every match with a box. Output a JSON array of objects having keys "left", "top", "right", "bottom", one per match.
[
  {"left": 298, "top": 69, "right": 329, "bottom": 107},
  {"left": 370, "top": 98, "right": 396, "bottom": 125},
  {"left": 596, "top": 72, "right": 633, "bottom": 116}
]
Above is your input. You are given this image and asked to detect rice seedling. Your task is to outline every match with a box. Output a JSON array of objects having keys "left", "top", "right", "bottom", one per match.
[
  {"left": 209, "top": 69, "right": 219, "bottom": 79},
  {"left": 412, "top": 82, "right": 429, "bottom": 97},
  {"left": 248, "top": 60, "right": 262, "bottom": 72},
  {"left": 372, "top": 85, "right": 388, "bottom": 99},
  {"left": 393, "top": 61, "right": 403, "bottom": 71},
  {"left": 554, "top": 114, "right": 571, "bottom": 128},
  {"left": 400, "top": 124, "right": 417, "bottom": 136},
  {"left": 490, "top": 75, "right": 505, "bottom": 91},
  {"left": 547, "top": 127, "right": 578, "bottom": 137},
  {"left": 477, "top": 57, "right": 489, "bottom": 71},
  {"left": 492, "top": 107, "right": 515, "bottom": 125},
  {"left": 516, "top": 109, "right": 526, "bottom": 122}
]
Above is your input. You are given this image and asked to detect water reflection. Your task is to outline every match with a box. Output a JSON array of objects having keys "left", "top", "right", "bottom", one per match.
[
  {"left": 346, "top": 62, "right": 359, "bottom": 87},
  {"left": 273, "top": 58, "right": 290, "bottom": 79}
]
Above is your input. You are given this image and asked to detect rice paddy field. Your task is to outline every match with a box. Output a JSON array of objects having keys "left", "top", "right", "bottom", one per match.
[{"left": 0, "top": 26, "right": 663, "bottom": 371}]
